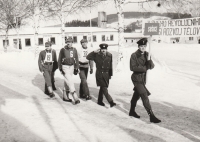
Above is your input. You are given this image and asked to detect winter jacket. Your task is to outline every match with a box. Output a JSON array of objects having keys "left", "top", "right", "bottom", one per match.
[
  {"left": 86, "top": 51, "right": 113, "bottom": 87},
  {"left": 38, "top": 49, "right": 58, "bottom": 72},
  {"left": 58, "top": 46, "right": 79, "bottom": 71},
  {"left": 130, "top": 49, "right": 154, "bottom": 95}
]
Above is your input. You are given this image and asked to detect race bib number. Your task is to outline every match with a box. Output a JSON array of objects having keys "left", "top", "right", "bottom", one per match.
[
  {"left": 44, "top": 53, "right": 52, "bottom": 62},
  {"left": 70, "top": 51, "right": 73, "bottom": 57},
  {"left": 83, "top": 51, "right": 88, "bottom": 57}
]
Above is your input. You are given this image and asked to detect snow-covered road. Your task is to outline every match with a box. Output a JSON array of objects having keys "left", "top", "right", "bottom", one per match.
[{"left": 0, "top": 43, "right": 200, "bottom": 142}]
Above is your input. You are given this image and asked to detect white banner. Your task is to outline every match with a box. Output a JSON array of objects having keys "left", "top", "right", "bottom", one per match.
[{"left": 143, "top": 17, "right": 200, "bottom": 37}]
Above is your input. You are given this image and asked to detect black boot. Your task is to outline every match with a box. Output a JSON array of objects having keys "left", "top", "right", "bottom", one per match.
[
  {"left": 85, "top": 95, "right": 92, "bottom": 100},
  {"left": 97, "top": 101, "right": 105, "bottom": 106},
  {"left": 129, "top": 111, "right": 140, "bottom": 118},
  {"left": 129, "top": 103, "right": 140, "bottom": 118},
  {"left": 52, "top": 82, "right": 57, "bottom": 90},
  {"left": 110, "top": 101, "right": 116, "bottom": 108},
  {"left": 148, "top": 110, "right": 161, "bottom": 123},
  {"left": 44, "top": 83, "right": 49, "bottom": 95}
]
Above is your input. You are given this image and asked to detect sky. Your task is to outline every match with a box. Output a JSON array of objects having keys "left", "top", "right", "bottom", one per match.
[
  {"left": 70, "top": 1, "right": 162, "bottom": 21},
  {"left": 40, "top": 1, "right": 164, "bottom": 27}
]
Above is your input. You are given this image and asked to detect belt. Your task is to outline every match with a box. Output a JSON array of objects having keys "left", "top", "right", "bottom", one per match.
[
  {"left": 44, "top": 62, "right": 53, "bottom": 65},
  {"left": 79, "top": 62, "right": 88, "bottom": 65}
]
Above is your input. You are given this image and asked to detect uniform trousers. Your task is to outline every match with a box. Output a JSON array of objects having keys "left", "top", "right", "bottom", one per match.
[
  {"left": 98, "top": 87, "right": 113, "bottom": 103},
  {"left": 131, "top": 86, "right": 152, "bottom": 112},
  {"left": 43, "top": 70, "right": 53, "bottom": 87},
  {"left": 62, "top": 65, "right": 76, "bottom": 93},
  {"left": 79, "top": 67, "right": 90, "bottom": 97}
]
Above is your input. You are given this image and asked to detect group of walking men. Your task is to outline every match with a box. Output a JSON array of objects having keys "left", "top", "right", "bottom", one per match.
[{"left": 38, "top": 37, "right": 161, "bottom": 123}]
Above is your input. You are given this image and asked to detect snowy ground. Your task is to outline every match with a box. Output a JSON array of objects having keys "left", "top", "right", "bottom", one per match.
[{"left": 0, "top": 43, "right": 200, "bottom": 142}]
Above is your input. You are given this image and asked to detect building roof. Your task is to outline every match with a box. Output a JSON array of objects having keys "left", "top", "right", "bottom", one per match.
[
  {"left": 124, "top": 33, "right": 149, "bottom": 39},
  {"left": 0, "top": 27, "right": 118, "bottom": 36}
]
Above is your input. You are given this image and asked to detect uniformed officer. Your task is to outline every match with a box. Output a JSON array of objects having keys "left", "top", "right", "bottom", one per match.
[
  {"left": 129, "top": 38, "right": 161, "bottom": 123},
  {"left": 58, "top": 37, "right": 80, "bottom": 104},
  {"left": 77, "top": 39, "right": 93, "bottom": 100},
  {"left": 86, "top": 43, "right": 116, "bottom": 107},
  {"left": 38, "top": 41, "right": 58, "bottom": 98}
]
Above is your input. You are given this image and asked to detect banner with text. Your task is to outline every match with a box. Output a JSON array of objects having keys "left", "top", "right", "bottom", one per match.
[{"left": 143, "top": 17, "right": 200, "bottom": 37}]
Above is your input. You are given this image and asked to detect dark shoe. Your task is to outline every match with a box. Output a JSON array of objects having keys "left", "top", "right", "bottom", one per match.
[
  {"left": 75, "top": 100, "right": 80, "bottom": 105},
  {"left": 110, "top": 101, "right": 116, "bottom": 108},
  {"left": 52, "top": 86, "right": 56, "bottom": 90},
  {"left": 44, "top": 91, "right": 49, "bottom": 95},
  {"left": 150, "top": 115, "right": 161, "bottom": 123},
  {"left": 85, "top": 95, "right": 92, "bottom": 100},
  {"left": 97, "top": 102, "right": 105, "bottom": 106},
  {"left": 148, "top": 110, "right": 161, "bottom": 123},
  {"left": 63, "top": 98, "right": 72, "bottom": 102},
  {"left": 49, "top": 93, "right": 55, "bottom": 98},
  {"left": 129, "top": 111, "right": 140, "bottom": 118}
]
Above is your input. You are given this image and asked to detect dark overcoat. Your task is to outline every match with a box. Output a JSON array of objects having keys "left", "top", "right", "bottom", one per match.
[
  {"left": 38, "top": 49, "right": 58, "bottom": 72},
  {"left": 86, "top": 51, "right": 113, "bottom": 87},
  {"left": 130, "top": 49, "right": 154, "bottom": 95}
]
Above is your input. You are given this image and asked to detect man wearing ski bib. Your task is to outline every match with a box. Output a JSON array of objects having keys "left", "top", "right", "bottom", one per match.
[
  {"left": 58, "top": 37, "right": 80, "bottom": 104},
  {"left": 38, "top": 41, "right": 58, "bottom": 98},
  {"left": 77, "top": 39, "right": 93, "bottom": 100}
]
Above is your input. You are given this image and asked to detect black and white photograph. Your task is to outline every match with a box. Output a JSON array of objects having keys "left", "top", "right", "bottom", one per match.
[{"left": 0, "top": 0, "right": 200, "bottom": 142}]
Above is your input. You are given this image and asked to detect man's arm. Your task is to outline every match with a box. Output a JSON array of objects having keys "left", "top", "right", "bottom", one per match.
[
  {"left": 74, "top": 48, "right": 79, "bottom": 69},
  {"left": 38, "top": 52, "right": 44, "bottom": 72},
  {"left": 130, "top": 53, "right": 147, "bottom": 73}
]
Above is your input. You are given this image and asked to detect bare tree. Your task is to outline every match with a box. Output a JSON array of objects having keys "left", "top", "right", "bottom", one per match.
[
  {"left": 0, "top": 0, "right": 30, "bottom": 50},
  {"left": 45, "top": 0, "right": 99, "bottom": 47}
]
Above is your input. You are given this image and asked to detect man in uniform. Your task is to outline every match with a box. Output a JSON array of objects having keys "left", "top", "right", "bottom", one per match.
[
  {"left": 58, "top": 37, "right": 80, "bottom": 104},
  {"left": 77, "top": 39, "right": 93, "bottom": 100},
  {"left": 129, "top": 38, "right": 161, "bottom": 123},
  {"left": 38, "top": 41, "right": 58, "bottom": 98},
  {"left": 86, "top": 43, "right": 116, "bottom": 107}
]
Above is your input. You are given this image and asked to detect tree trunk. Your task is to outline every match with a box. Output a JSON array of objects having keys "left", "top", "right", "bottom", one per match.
[
  {"left": 114, "top": 0, "right": 125, "bottom": 72},
  {"left": 61, "top": 11, "right": 65, "bottom": 48}
]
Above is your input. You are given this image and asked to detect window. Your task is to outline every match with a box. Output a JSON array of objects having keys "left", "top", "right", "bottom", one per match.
[
  {"left": 93, "top": 35, "right": 97, "bottom": 42},
  {"left": 73, "top": 36, "right": 77, "bottom": 43},
  {"left": 102, "top": 35, "right": 105, "bottom": 41},
  {"left": 38, "top": 38, "right": 43, "bottom": 45},
  {"left": 50, "top": 37, "right": 55, "bottom": 44},
  {"left": 25, "top": 39, "right": 31, "bottom": 46},
  {"left": 3, "top": 40, "right": 9, "bottom": 47},
  {"left": 88, "top": 36, "right": 91, "bottom": 42},
  {"left": 110, "top": 35, "right": 114, "bottom": 41},
  {"left": 83, "top": 36, "right": 87, "bottom": 40},
  {"left": 189, "top": 37, "right": 193, "bottom": 40}
]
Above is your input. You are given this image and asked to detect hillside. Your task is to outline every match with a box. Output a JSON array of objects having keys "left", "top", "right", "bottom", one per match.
[{"left": 92, "top": 12, "right": 192, "bottom": 24}]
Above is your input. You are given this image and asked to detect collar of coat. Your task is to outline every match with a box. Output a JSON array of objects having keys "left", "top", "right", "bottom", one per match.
[
  {"left": 135, "top": 49, "right": 148, "bottom": 58},
  {"left": 45, "top": 49, "right": 52, "bottom": 53},
  {"left": 98, "top": 51, "right": 112, "bottom": 57},
  {"left": 64, "top": 45, "right": 73, "bottom": 50}
]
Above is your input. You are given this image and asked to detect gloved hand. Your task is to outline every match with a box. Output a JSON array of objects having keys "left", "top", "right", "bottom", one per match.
[
  {"left": 74, "top": 68, "right": 79, "bottom": 75},
  {"left": 90, "top": 69, "right": 93, "bottom": 74},
  {"left": 146, "top": 60, "right": 152, "bottom": 70},
  {"left": 94, "top": 49, "right": 100, "bottom": 53}
]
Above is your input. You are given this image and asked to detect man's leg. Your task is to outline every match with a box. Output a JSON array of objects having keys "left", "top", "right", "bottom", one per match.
[
  {"left": 79, "top": 68, "right": 91, "bottom": 100},
  {"left": 51, "top": 72, "right": 56, "bottom": 90},
  {"left": 63, "top": 65, "right": 80, "bottom": 104},
  {"left": 129, "top": 91, "right": 140, "bottom": 118},
  {"left": 139, "top": 92, "right": 161, "bottom": 123},
  {"left": 97, "top": 87, "right": 105, "bottom": 106},
  {"left": 101, "top": 87, "right": 116, "bottom": 107},
  {"left": 43, "top": 70, "right": 55, "bottom": 98},
  {"left": 63, "top": 81, "right": 72, "bottom": 102}
]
